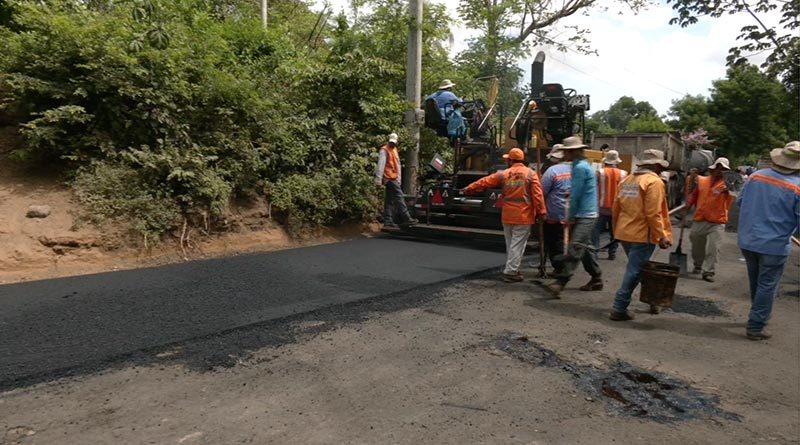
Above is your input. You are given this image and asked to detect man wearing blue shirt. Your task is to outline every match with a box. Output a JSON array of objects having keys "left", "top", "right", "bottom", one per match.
[
  {"left": 540, "top": 145, "right": 571, "bottom": 276},
  {"left": 737, "top": 141, "right": 800, "bottom": 340},
  {"left": 425, "top": 79, "right": 462, "bottom": 121},
  {"left": 545, "top": 136, "right": 603, "bottom": 297}
]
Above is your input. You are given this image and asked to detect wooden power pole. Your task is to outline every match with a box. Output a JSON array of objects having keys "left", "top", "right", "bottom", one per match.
[{"left": 403, "top": 0, "right": 422, "bottom": 195}]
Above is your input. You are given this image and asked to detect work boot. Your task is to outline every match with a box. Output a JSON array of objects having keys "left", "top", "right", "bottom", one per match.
[
  {"left": 501, "top": 272, "right": 524, "bottom": 283},
  {"left": 400, "top": 218, "right": 419, "bottom": 226},
  {"left": 383, "top": 223, "right": 400, "bottom": 230},
  {"left": 691, "top": 266, "right": 702, "bottom": 274},
  {"left": 609, "top": 310, "right": 636, "bottom": 321},
  {"left": 649, "top": 304, "right": 661, "bottom": 314},
  {"left": 702, "top": 273, "right": 715, "bottom": 283},
  {"left": 579, "top": 276, "right": 603, "bottom": 291},
  {"left": 746, "top": 330, "right": 772, "bottom": 341},
  {"left": 544, "top": 282, "right": 564, "bottom": 299}
]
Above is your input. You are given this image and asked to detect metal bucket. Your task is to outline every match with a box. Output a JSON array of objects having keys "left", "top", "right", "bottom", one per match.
[{"left": 639, "top": 261, "right": 680, "bottom": 308}]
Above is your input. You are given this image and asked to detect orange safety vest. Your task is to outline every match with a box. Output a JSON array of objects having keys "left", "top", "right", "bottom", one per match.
[
  {"left": 694, "top": 176, "right": 733, "bottom": 224},
  {"left": 465, "top": 163, "right": 546, "bottom": 225},
  {"left": 597, "top": 167, "right": 627, "bottom": 209},
  {"left": 382, "top": 145, "right": 400, "bottom": 181},
  {"left": 612, "top": 172, "right": 672, "bottom": 244}
]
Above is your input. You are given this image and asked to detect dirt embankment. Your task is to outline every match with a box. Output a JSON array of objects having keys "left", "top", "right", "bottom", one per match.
[{"left": 0, "top": 126, "right": 376, "bottom": 284}]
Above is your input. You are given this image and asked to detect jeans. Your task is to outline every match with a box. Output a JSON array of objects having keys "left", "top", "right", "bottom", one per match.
[
  {"left": 555, "top": 217, "right": 602, "bottom": 284},
  {"left": 741, "top": 249, "right": 789, "bottom": 333},
  {"left": 383, "top": 180, "right": 412, "bottom": 225},
  {"left": 591, "top": 213, "right": 618, "bottom": 258},
  {"left": 543, "top": 222, "right": 565, "bottom": 272},
  {"left": 690, "top": 221, "right": 723, "bottom": 274},
  {"left": 503, "top": 224, "right": 532, "bottom": 275},
  {"left": 612, "top": 242, "right": 656, "bottom": 313}
]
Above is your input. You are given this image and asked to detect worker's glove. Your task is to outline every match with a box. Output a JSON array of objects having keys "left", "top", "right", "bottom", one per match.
[
  {"left": 375, "top": 178, "right": 383, "bottom": 187},
  {"left": 535, "top": 215, "right": 546, "bottom": 225},
  {"left": 658, "top": 237, "right": 672, "bottom": 249}
]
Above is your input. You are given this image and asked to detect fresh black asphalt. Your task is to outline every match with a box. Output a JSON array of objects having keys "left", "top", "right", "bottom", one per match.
[{"left": 0, "top": 237, "right": 506, "bottom": 388}]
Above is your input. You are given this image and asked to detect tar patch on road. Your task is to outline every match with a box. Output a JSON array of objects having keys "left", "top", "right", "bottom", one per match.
[
  {"left": 492, "top": 333, "right": 741, "bottom": 423},
  {"left": 670, "top": 294, "right": 726, "bottom": 317}
]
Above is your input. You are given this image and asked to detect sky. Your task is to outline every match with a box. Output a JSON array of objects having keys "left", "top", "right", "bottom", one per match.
[{"left": 317, "top": 0, "right": 782, "bottom": 116}]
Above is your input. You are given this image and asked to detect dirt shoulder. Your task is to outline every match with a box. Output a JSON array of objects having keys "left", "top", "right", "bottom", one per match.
[{"left": 2, "top": 231, "right": 798, "bottom": 444}]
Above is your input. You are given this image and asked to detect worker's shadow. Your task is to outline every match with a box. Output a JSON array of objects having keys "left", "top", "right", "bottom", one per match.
[{"left": 522, "top": 291, "right": 745, "bottom": 341}]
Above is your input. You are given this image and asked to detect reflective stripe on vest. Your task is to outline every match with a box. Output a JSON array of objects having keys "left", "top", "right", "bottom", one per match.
[{"left": 750, "top": 173, "right": 800, "bottom": 196}]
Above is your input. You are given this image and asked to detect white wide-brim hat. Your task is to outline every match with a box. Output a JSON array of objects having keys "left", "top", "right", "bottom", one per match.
[
  {"left": 603, "top": 149, "right": 621, "bottom": 165},
  {"left": 770, "top": 141, "right": 800, "bottom": 171},
  {"left": 709, "top": 157, "right": 731, "bottom": 170},
  {"left": 636, "top": 149, "right": 669, "bottom": 168},
  {"left": 560, "top": 135, "right": 588, "bottom": 150}
]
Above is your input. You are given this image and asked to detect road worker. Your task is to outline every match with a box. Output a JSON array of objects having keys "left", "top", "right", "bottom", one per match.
[
  {"left": 464, "top": 148, "right": 546, "bottom": 282},
  {"left": 375, "top": 133, "right": 417, "bottom": 229},
  {"left": 544, "top": 136, "right": 603, "bottom": 297},
  {"left": 737, "top": 141, "right": 800, "bottom": 340},
  {"left": 592, "top": 150, "right": 627, "bottom": 261},
  {"left": 540, "top": 145, "right": 571, "bottom": 276},
  {"left": 609, "top": 149, "right": 673, "bottom": 321},
  {"left": 686, "top": 157, "right": 733, "bottom": 282}
]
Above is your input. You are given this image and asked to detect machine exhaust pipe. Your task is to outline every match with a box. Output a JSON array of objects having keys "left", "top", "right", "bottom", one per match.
[{"left": 531, "top": 51, "right": 545, "bottom": 96}]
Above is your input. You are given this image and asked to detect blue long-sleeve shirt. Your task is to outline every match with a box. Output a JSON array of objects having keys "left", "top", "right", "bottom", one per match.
[
  {"left": 569, "top": 157, "right": 598, "bottom": 219},
  {"left": 737, "top": 168, "right": 800, "bottom": 256},
  {"left": 425, "top": 90, "right": 461, "bottom": 120},
  {"left": 541, "top": 162, "right": 572, "bottom": 222}
]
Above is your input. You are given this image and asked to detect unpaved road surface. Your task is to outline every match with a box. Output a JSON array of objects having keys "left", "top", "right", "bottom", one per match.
[{"left": 1, "top": 231, "right": 799, "bottom": 444}]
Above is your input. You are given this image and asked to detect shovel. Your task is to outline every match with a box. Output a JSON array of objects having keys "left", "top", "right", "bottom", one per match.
[{"left": 669, "top": 209, "right": 689, "bottom": 275}]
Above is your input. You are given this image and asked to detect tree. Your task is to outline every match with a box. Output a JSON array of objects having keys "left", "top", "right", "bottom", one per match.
[
  {"left": 626, "top": 114, "right": 671, "bottom": 133},
  {"left": 665, "top": 0, "right": 799, "bottom": 121},
  {"left": 667, "top": 94, "right": 723, "bottom": 136},
  {"left": 708, "top": 63, "right": 789, "bottom": 158}
]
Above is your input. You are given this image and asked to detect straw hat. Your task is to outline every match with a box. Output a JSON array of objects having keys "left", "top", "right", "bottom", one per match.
[
  {"left": 438, "top": 79, "right": 456, "bottom": 90},
  {"left": 636, "top": 149, "right": 669, "bottom": 168},
  {"left": 503, "top": 148, "right": 525, "bottom": 161},
  {"left": 560, "top": 135, "right": 588, "bottom": 150},
  {"left": 770, "top": 141, "right": 800, "bottom": 171},
  {"left": 388, "top": 133, "right": 398, "bottom": 144},
  {"left": 603, "top": 150, "right": 622, "bottom": 165},
  {"left": 709, "top": 157, "right": 730, "bottom": 170}
]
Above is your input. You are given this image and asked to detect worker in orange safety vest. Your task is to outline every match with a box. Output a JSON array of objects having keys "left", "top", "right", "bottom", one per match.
[
  {"left": 609, "top": 149, "right": 673, "bottom": 321},
  {"left": 686, "top": 157, "right": 734, "bottom": 282},
  {"left": 375, "top": 133, "right": 418, "bottom": 229},
  {"left": 464, "top": 148, "right": 547, "bottom": 282},
  {"left": 592, "top": 149, "right": 628, "bottom": 261}
]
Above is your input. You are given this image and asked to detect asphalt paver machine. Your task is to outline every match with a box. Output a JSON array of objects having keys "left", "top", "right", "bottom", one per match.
[{"left": 392, "top": 51, "right": 590, "bottom": 241}]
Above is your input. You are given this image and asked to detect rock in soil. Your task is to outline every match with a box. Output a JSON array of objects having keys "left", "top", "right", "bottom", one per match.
[{"left": 25, "top": 205, "right": 51, "bottom": 218}]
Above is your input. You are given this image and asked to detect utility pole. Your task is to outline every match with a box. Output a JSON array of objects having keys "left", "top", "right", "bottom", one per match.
[
  {"left": 261, "top": 0, "right": 267, "bottom": 28},
  {"left": 402, "top": 0, "right": 422, "bottom": 195}
]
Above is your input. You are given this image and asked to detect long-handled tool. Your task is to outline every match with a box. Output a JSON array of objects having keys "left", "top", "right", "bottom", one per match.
[
  {"left": 537, "top": 221, "right": 547, "bottom": 278},
  {"left": 669, "top": 208, "right": 689, "bottom": 275}
]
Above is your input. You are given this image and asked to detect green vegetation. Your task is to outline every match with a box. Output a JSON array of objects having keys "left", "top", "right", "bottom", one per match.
[{"left": 0, "top": 0, "right": 425, "bottom": 238}]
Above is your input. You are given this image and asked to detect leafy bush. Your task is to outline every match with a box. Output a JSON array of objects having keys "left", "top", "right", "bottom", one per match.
[{"left": 0, "top": 0, "right": 426, "bottom": 238}]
